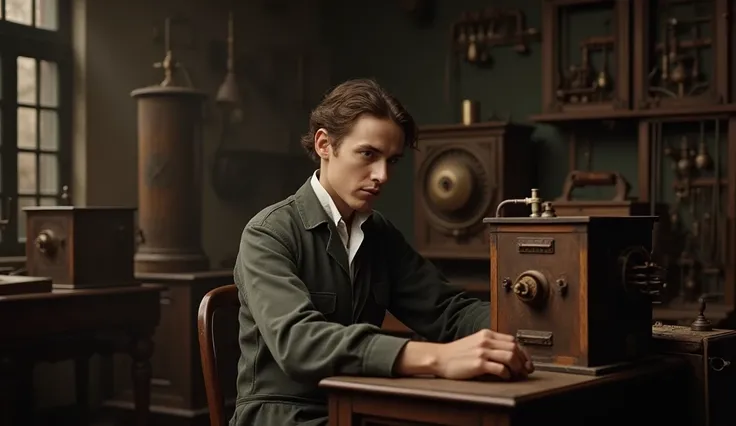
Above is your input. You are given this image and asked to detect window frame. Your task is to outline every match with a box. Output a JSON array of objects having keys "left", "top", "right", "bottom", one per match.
[{"left": 0, "top": 0, "right": 72, "bottom": 256}]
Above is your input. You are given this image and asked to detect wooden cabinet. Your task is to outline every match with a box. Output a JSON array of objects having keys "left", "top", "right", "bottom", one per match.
[
  {"left": 652, "top": 323, "right": 736, "bottom": 426},
  {"left": 541, "top": 0, "right": 631, "bottom": 115},
  {"left": 413, "top": 122, "right": 535, "bottom": 260},
  {"left": 104, "top": 270, "right": 234, "bottom": 426},
  {"left": 632, "top": 0, "right": 732, "bottom": 110}
]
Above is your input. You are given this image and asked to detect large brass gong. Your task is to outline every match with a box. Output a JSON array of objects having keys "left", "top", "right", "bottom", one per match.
[
  {"left": 420, "top": 147, "right": 493, "bottom": 236},
  {"left": 427, "top": 156, "right": 474, "bottom": 213}
]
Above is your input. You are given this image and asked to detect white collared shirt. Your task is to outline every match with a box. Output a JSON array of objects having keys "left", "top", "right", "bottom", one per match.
[{"left": 310, "top": 171, "right": 370, "bottom": 279}]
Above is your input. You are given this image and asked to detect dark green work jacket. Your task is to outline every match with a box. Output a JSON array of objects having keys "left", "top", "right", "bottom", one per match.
[{"left": 231, "top": 177, "right": 490, "bottom": 426}]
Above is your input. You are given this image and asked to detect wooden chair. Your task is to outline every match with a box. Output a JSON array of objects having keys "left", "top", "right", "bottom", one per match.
[{"left": 197, "top": 284, "right": 241, "bottom": 426}]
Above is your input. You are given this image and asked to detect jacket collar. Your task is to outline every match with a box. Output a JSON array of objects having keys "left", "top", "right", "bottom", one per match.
[
  {"left": 294, "top": 173, "right": 375, "bottom": 232},
  {"left": 295, "top": 175, "right": 331, "bottom": 230}
]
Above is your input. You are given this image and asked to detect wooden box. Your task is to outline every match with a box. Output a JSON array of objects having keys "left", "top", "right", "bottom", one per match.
[
  {"left": 484, "top": 215, "right": 664, "bottom": 374},
  {"left": 413, "top": 122, "right": 535, "bottom": 260},
  {"left": 24, "top": 207, "right": 137, "bottom": 288},
  {"left": 652, "top": 322, "right": 736, "bottom": 426}
]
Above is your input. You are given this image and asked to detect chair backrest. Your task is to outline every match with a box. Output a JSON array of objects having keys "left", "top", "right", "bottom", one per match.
[{"left": 197, "top": 284, "right": 241, "bottom": 426}]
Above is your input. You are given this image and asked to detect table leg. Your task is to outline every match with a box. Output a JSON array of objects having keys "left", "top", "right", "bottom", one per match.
[
  {"left": 130, "top": 333, "right": 154, "bottom": 426},
  {"left": 75, "top": 357, "right": 90, "bottom": 426},
  {"left": 0, "top": 357, "right": 15, "bottom": 426}
]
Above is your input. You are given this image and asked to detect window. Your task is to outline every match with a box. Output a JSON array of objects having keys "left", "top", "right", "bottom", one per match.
[{"left": 0, "top": 0, "right": 71, "bottom": 256}]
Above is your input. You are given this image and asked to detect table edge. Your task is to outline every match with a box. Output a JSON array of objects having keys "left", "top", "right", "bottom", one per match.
[
  {"left": 319, "top": 357, "right": 685, "bottom": 408},
  {"left": 319, "top": 378, "right": 518, "bottom": 407}
]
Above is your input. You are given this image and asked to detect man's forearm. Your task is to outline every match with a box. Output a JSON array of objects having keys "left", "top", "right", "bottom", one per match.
[{"left": 393, "top": 341, "right": 441, "bottom": 376}]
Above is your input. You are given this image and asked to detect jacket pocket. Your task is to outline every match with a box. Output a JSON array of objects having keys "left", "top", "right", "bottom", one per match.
[{"left": 309, "top": 291, "right": 337, "bottom": 315}]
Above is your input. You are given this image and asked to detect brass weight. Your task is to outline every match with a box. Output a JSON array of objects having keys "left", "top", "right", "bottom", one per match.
[{"left": 427, "top": 155, "right": 474, "bottom": 213}]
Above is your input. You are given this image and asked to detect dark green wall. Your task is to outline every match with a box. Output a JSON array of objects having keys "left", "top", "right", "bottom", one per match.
[{"left": 322, "top": 0, "right": 639, "bottom": 239}]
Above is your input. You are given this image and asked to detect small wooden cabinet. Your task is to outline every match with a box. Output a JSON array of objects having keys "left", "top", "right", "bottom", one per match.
[
  {"left": 105, "top": 270, "right": 234, "bottom": 426},
  {"left": 652, "top": 323, "right": 736, "bottom": 426},
  {"left": 632, "top": 0, "right": 731, "bottom": 110},
  {"left": 413, "top": 122, "right": 535, "bottom": 260},
  {"left": 541, "top": 0, "right": 631, "bottom": 115}
]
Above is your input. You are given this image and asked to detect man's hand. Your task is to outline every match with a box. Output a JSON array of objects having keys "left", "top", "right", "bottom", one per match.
[
  {"left": 395, "top": 329, "right": 534, "bottom": 380},
  {"left": 433, "top": 329, "right": 534, "bottom": 380}
]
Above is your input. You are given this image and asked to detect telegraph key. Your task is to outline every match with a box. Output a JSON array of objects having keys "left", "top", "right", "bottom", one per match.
[{"left": 483, "top": 189, "right": 667, "bottom": 375}]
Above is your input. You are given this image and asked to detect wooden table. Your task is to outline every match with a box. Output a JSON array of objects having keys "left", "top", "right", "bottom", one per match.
[
  {"left": 321, "top": 357, "right": 691, "bottom": 426},
  {"left": 0, "top": 284, "right": 164, "bottom": 426}
]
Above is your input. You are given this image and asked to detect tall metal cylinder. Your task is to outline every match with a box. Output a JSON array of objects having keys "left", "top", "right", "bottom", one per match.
[{"left": 131, "top": 85, "right": 208, "bottom": 273}]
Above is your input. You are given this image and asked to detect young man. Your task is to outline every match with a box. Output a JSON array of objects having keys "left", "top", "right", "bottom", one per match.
[{"left": 232, "top": 79, "right": 533, "bottom": 426}]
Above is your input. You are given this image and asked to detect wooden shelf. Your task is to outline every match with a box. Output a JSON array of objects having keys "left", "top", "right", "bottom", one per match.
[{"left": 529, "top": 103, "right": 736, "bottom": 123}]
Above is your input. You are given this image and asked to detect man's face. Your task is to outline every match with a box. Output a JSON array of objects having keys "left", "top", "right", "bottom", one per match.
[{"left": 315, "top": 115, "right": 404, "bottom": 219}]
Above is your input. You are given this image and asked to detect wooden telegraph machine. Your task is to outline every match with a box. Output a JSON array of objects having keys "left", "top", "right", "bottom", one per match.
[
  {"left": 486, "top": 189, "right": 665, "bottom": 373},
  {"left": 486, "top": 189, "right": 736, "bottom": 426},
  {"left": 104, "top": 18, "right": 235, "bottom": 426}
]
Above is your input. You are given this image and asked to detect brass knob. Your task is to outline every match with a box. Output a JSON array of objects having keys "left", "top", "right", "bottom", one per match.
[
  {"left": 427, "top": 157, "right": 473, "bottom": 212},
  {"left": 513, "top": 276, "right": 537, "bottom": 300},
  {"left": 35, "top": 229, "right": 58, "bottom": 256},
  {"left": 512, "top": 270, "right": 548, "bottom": 305}
]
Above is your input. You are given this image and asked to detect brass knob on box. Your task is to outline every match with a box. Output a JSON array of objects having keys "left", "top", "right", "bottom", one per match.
[
  {"left": 35, "top": 229, "right": 59, "bottom": 256},
  {"left": 512, "top": 270, "right": 547, "bottom": 305}
]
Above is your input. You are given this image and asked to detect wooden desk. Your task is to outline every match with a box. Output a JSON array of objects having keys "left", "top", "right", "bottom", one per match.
[
  {"left": 321, "top": 357, "right": 690, "bottom": 426},
  {"left": 0, "top": 284, "right": 164, "bottom": 426}
]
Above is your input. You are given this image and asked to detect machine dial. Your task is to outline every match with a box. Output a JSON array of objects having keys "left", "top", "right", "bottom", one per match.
[
  {"left": 35, "top": 229, "right": 59, "bottom": 257},
  {"left": 512, "top": 270, "right": 548, "bottom": 305},
  {"left": 419, "top": 147, "right": 495, "bottom": 237}
]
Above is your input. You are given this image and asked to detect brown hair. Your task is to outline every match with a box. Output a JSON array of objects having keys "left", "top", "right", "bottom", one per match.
[{"left": 300, "top": 78, "right": 418, "bottom": 163}]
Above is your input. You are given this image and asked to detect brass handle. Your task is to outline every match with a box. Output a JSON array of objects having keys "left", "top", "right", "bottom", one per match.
[
  {"left": 709, "top": 357, "right": 731, "bottom": 372},
  {"left": 558, "top": 170, "right": 631, "bottom": 202},
  {"left": 35, "top": 229, "right": 58, "bottom": 256}
]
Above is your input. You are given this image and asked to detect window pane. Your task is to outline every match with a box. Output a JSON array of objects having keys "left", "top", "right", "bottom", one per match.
[
  {"left": 6, "top": 0, "right": 32, "bottom": 26},
  {"left": 18, "top": 152, "right": 36, "bottom": 194},
  {"left": 39, "top": 153, "right": 57, "bottom": 195},
  {"left": 40, "top": 196, "right": 57, "bottom": 206},
  {"left": 17, "top": 196, "right": 36, "bottom": 241},
  {"left": 17, "top": 57, "right": 36, "bottom": 105},
  {"left": 40, "top": 110, "right": 57, "bottom": 150},
  {"left": 40, "top": 60, "right": 58, "bottom": 107},
  {"left": 36, "top": 0, "right": 57, "bottom": 30},
  {"left": 17, "top": 107, "right": 37, "bottom": 149}
]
